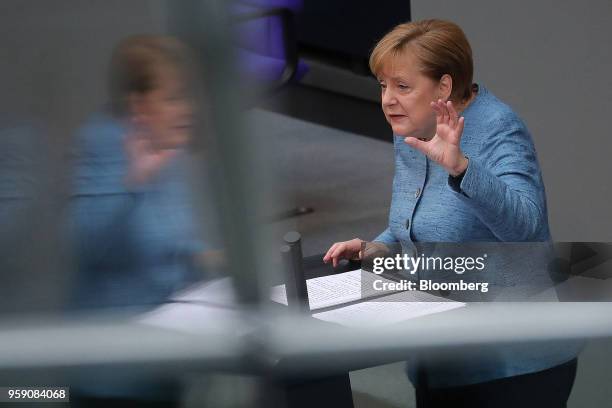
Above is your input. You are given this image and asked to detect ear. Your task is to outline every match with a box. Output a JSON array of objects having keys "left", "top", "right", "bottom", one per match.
[{"left": 438, "top": 74, "right": 453, "bottom": 101}]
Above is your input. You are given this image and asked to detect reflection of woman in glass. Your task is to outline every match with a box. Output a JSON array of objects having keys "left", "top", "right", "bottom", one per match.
[
  {"left": 69, "top": 35, "right": 213, "bottom": 311},
  {"left": 324, "top": 20, "right": 577, "bottom": 407}
]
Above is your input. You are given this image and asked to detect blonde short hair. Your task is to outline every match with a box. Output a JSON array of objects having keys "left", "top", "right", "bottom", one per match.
[
  {"left": 369, "top": 19, "right": 474, "bottom": 102},
  {"left": 109, "top": 35, "right": 192, "bottom": 116}
]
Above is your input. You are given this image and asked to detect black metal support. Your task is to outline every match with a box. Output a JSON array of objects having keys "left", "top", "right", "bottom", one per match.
[{"left": 281, "top": 231, "right": 310, "bottom": 312}]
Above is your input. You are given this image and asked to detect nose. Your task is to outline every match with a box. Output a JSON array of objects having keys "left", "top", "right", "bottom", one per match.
[{"left": 381, "top": 87, "right": 397, "bottom": 107}]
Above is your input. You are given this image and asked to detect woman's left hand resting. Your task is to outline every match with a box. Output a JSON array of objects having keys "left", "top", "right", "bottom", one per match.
[
  {"left": 404, "top": 100, "right": 469, "bottom": 177},
  {"left": 323, "top": 238, "right": 363, "bottom": 268}
]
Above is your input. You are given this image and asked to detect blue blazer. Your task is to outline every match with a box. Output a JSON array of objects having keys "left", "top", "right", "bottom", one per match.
[
  {"left": 68, "top": 111, "right": 205, "bottom": 310},
  {"left": 374, "top": 85, "right": 580, "bottom": 387},
  {"left": 376, "top": 85, "right": 549, "bottom": 245}
]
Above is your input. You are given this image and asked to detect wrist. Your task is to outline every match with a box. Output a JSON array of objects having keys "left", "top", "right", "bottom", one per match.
[{"left": 449, "top": 156, "right": 469, "bottom": 177}]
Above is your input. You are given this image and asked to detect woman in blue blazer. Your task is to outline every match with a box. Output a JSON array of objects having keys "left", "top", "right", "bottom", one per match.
[{"left": 324, "top": 19, "right": 578, "bottom": 408}]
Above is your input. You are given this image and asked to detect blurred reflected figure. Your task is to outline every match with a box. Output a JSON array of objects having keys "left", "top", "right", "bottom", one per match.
[
  {"left": 69, "top": 35, "right": 215, "bottom": 312},
  {"left": 67, "top": 34, "right": 221, "bottom": 405}
]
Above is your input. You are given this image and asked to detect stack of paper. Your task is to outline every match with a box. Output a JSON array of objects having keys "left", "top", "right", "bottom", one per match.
[
  {"left": 271, "top": 269, "right": 465, "bottom": 327},
  {"left": 140, "top": 270, "right": 465, "bottom": 332},
  {"left": 312, "top": 290, "right": 464, "bottom": 328},
  {"left": 270, "top": 269, "right": 396, "bottom": 310}
]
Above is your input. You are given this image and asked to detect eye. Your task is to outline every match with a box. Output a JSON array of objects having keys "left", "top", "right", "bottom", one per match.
[
  {"left": 398, "top": 84, "right": 409, "bottom": 90},
  {"left": 378, "top": 82, "right": 387, "bottom": 90}
]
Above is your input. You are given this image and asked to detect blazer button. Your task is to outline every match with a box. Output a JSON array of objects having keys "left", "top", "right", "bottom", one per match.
[
  {"left": 415, "top": 188, "right": 421, "bottom": 199},
  {"left": 405, "top": 218, "right": 410, "bottom": 229}
]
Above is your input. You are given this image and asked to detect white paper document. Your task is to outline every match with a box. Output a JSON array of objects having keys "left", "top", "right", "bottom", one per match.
[
  {"left": 138, "top": 302, "right": 240, "bottom": 334},
  {"left": 271, "top": 269, "right": 465, "bottom": 327},
  {"left": 140, "top": 272, "right": 465, "bottom": 332},
  {"left": 312, "top": 290, "right": 465, "bottom": 328},
  {"left": 138, "top": 277, "right": 240, "bottom": 334},
  {"left": 270, "top": 269, "right": 397, "bottom": 310},
  {"left": 170, "top": 277, "right": 236, "bottom": 308}
]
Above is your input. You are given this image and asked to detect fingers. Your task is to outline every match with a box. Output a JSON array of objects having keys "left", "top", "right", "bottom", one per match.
[
  {"left": 404, "top": 136, "right": 430, "bottom": 153},
  {"left": 432, "top": 100, "right": 461, "bottom": 129},
  {"left": 323, "top": 243, "right": 339, "bottom": 263},
  {"left": 323, "top": 240, "right": 361, "bottom": 268},
  {"left": 447, "top": 101, "right": 457, "bottom": 127},
  {"left": 323, "top": 242, "right": 346, "bottom": 267},
  {"left": 431, "top": 99, "right": 450, "bottom": 124},
  {"left": 457, "top": 116, "right": 465, "bottom": 137},
  {"left": 440, "top": 99, "right": 449, "bottom": 124},
  {"left": 431, "top": 101, "right": 443, "bottom": 124},
  {"left": 330, "top": 244, "right": 347, "bottom": 268},
  {"left": 323, "top": 242, "right": 344, "bottom": 268},
  {"left": 431, "top": 100, "right": 449, "bottom": 126}
]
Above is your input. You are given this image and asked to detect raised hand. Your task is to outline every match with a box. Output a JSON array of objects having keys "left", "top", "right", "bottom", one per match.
[
  {"left": 124, "top": 117, "right": 179, "bottom": 186},
  {"left": 404, "top": 100, "right": 468, "bottom": 176}
]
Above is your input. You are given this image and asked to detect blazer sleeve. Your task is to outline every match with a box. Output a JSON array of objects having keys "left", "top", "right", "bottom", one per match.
[
  {"left": 373, "top": 226, "right": 398, "bottom": 244},
  {"left": 448, "top": 126, "right": 549, "bottom": 241}
]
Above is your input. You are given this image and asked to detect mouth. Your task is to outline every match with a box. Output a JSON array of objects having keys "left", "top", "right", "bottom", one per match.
[
  {"left": 387, "top": 114, "right": 406, "bottom": 122},
  {"left": 172, "top": 124, "right": 192, "bottom": 131}
]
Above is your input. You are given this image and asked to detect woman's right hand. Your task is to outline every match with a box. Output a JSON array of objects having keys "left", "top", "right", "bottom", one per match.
[
  {"left": 323, "top": 238, "right": 363, "bottom": 268},
  {"left": 125, "top": 117, "right": 178, "bottom": 186}
]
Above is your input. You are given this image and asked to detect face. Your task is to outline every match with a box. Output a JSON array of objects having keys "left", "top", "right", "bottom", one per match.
[
  {"left": 377, "top": 50, "right": 444, "bottom": 139},
  {"left": 131, "top": 68, "right": 193, "bottom": 150}
]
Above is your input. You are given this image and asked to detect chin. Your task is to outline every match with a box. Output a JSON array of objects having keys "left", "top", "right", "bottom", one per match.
[
  {"left": 400, "top": 128, "right": 430, "bottom": 140},
  {"left": 390, "top": 125, "right": 411, "bottom": 137}
]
